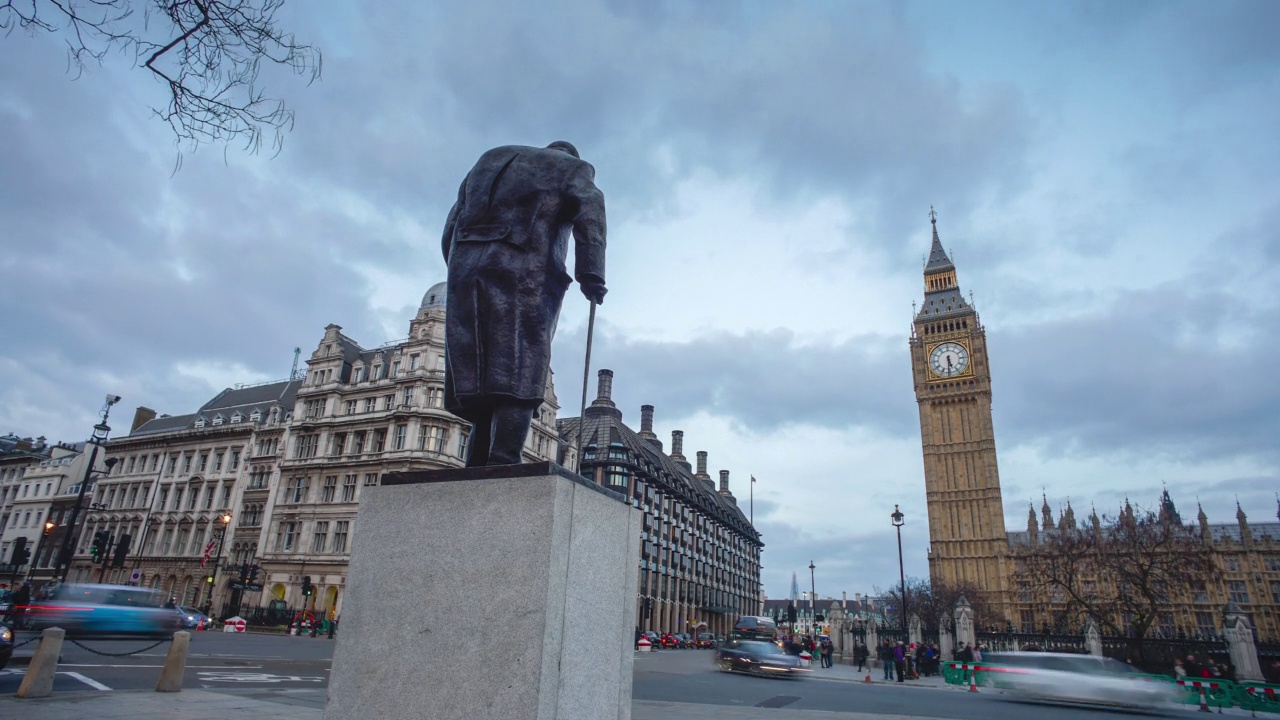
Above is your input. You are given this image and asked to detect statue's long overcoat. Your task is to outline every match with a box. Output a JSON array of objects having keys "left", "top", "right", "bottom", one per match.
[{"left": 442, "top": 145, "right": 606, "bottom": 413}]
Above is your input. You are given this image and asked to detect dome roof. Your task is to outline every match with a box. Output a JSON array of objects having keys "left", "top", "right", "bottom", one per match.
[{"left": 420, "top": 281, "right": 447, "bottom": 309}]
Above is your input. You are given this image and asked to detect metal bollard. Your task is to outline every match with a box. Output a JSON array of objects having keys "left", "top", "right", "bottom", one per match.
[
  {"left": 155, "top": 631, "right": 192, "bottom": 692},
  {"left": 16, "top": 627, "right": 65, "bottom": 698}
]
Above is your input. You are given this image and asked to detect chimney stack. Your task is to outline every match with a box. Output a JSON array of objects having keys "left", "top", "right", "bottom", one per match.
[
  {"left": 671, "top": 430, "right": 684, "bottom": 459},
  {"left": 719, "top": 470, "right": 731, "bottom": 495},
  {"left": 585, "top": 369, "right": 623, "bottom": 420},
  {"left": 696, "top": 451, "right": 708, "bottom": 477},
  {"left": 131, "top": 406, "right": 158, "bottom": 433},
  {"left": 594, "top": 369, "right": 614, "bottom": 405},
  {"left": 640, "top": 405, "right": 654, "bottom": 433}
]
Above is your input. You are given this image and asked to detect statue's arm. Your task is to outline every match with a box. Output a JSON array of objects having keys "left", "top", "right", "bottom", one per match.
[
  {"left": 569, "top": 164, "right": 606, "bottom": 287},
  {"left": 442, "top": 180, "right": 466, "bottom": 262}
]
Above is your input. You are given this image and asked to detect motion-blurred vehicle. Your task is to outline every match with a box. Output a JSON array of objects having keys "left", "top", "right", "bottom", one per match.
[
  {"left": 641, "top": 631, "right": 661, "bottom": 647},
  {"left": 673, "top": 633, "right": 694, "bottom": 648},
  {"left": 715, "top": 638, "right": 807, "bottom": 678},
  {"left": 0, "top": 589, "right": 12, "bottom": 614},
  {"left": 732, "top": 616, "right": 778, "bottom": 641},
  {"left": 695, "top": 632, "right": 717, "bottom": 648},
  {"left": 0, "top": 623, "right": 13, "bottom": 670},
  {"left": 982, "top": 652, "right": 1182, "bottom": 709},
  {"left": 175, "top": 606, "right": 212, "bottom": 629},
  {"left": 24, "top": 583, "right": 180, "bottom": 639}
]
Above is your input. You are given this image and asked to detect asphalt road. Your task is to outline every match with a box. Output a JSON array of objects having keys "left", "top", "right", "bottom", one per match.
[
  {"left": 1, "top": 632, "right": 1228, "bottom": 719},
  {"left": 1, "top": 629, "right": 333, "bottom": 696}
]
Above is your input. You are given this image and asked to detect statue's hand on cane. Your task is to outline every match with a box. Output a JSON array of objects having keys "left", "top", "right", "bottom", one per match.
[{"left": 581, "top": 279, "right": 607, "bottom": 305}]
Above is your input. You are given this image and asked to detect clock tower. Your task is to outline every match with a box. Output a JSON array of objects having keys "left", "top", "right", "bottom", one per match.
[{"left": 909, "top": 212, "right": 1009, "bottom": 606}]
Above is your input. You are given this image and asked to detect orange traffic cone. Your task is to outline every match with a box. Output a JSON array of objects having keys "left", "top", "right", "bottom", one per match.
[
  {"left": 196, "top": 617, "right": 205, "bottom": 631},
  {"left": 863, "top": 669, "right": 872, "bottom": 683},
  {"left": 968, "top": 667, "right": 979, "bottom": 693},
  {"left": 1197, "top": 684, "right": 1210, "bottom": 713}
]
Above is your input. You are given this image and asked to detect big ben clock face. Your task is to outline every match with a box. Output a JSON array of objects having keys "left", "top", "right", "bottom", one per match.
[{"left": 929, "top": 342, "right": 969, "bottom": 378}]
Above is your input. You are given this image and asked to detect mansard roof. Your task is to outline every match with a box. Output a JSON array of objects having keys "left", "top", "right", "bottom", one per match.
[
  {"left": 129, "top": 379, "right": 301, "bottom": 437},
  {"left": 558, "top": 411, "right": 761, "bottom": 546}
]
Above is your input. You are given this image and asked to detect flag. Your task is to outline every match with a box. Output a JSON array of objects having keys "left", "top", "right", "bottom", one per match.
[
  {"left": 751, "top": 475, "right": 756, "bottom": 484},
  {"left": 200, "top": 538, "right": 216, "bottom": 568}
]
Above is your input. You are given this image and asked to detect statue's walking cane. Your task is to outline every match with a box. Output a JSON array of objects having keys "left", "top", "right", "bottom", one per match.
[{"left": 575, "top": 300, "right": 597, "bottom": 475}]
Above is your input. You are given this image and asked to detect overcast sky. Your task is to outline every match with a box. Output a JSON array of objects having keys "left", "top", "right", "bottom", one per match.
[{"left": 2, "top": 0, "right": 1278, "bottom": 602}]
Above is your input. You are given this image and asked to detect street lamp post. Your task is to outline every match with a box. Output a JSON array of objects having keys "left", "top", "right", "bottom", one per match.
[
  {"left": 27, "top": 520, "right": 56, "bottom": 583},
  {"left": 55, "top": 395, "right": 121, "bottom": 583},
  {"left": 891, "top": 504, "right": 906, "bottom": 635},
  {"left": 808, "top": 560, "right": 816, "bottom": 636},
  {"left": 205, "top": 512, "right": 233, "bottom": 614}
]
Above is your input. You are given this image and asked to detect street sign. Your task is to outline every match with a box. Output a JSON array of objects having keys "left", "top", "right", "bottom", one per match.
[
  {"left": 130, "top": 570, "right": 141, "bottom": 581},
  {"left": 230, "top": 581, "right": 263, "bottom": 591}
]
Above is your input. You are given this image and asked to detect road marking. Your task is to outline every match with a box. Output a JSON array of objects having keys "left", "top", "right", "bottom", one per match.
[
  {"left": 63, "top": 672, "right": 112, "bottom": 691},
  {"left": 197, "top": 671, "right": 324, "bottom": 684},
  {"left": 59, "top": 664, "right": 264, "bottom": 669}
]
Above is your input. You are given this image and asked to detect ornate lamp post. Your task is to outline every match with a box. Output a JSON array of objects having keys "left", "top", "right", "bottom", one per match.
[
  {"left": 891, "top": 504, "right": 906, "bottom": 635},
  {"left": 205, "top": 511, "right": 233, "bottom": 613},
  {"left": 55, "top": 395, "right": 121, "bottom": 583}
]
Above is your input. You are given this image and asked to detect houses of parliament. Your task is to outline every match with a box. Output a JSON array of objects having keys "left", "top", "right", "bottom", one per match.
[{"left": 909, "top": 213, "right": 1280, "bottom": 641}]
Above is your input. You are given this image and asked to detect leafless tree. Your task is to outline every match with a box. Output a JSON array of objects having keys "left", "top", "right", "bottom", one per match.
[
  {"left": 3, "top": 0, "right": 320, "bottom": 153},
  {"left": 1011, "top": 506, "right": 1219, "bottom": 639},
  {"left": 876, "top": 577, "right": 991, "bottom": 631}
]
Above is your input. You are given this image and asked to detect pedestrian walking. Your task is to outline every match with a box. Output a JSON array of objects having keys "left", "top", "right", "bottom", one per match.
[
  {"left": 822, "top": 638, "right": 833, "bottom": 668},
  {"left": 894, "top": 642, "right": 906, "bottom": 682},
  {"left": 880, "top": 640, "right": 895, "bottom": 680}
]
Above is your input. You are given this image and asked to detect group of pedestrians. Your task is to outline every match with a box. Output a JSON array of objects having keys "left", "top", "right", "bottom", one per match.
[
  {"left": 1175, "top": 654, "right": 1235, "bottom": 681},
  {"left": 874, "top": 639, "right": 947, "bottom": 681},
  {"left": 779, "top": 634, "right": 834, "bottom": 667}
]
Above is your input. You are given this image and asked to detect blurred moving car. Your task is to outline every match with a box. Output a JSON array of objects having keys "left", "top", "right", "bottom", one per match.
[
  {"left": 674, "top": 633, "right": 694, "bottom": 648},
  {"left": 0, "top": 623, "right": 13, "bottom": 670},
  {"left": 641, "top": 631, "right": 661, "bottom": 648},
  {"left": 695, "top": 632, "right": 717, "bottom": 648},
  {"left": 732, "top": 616, "right": 778, "bottom": 641},
  {"left": 716, "top": 638, "right": 807, "bottom": 678},
  {"left": 25, "top": 583, "right": 181, "bottom": 639},
  {"left": 175, "top": 606, "right": 212, "bottom": 629},
  {"left": 982, "top": 652, "right": 1181, "bottom": 709}
]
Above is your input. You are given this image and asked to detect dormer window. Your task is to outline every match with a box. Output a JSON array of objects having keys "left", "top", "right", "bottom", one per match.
[
  {"left": 231, "top": 412, "right": 243, "bottom": 424},
  {"left": 194, "top": 417, "right": 206, "bottom": 429},
  {"left": 249, "top": 409, "right": 262, "bottom": 422},
  {"left": 212, "top": 415, "right": 224, "bottom": 426}
]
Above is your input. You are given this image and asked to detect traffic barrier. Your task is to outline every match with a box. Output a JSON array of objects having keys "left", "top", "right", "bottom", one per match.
[
  {"left": 1238, "top": 682, "right": 1280, "bottom": 714},
  {"left": 1176, "top": 679, "right": 1236, "bottom": 711},
  {"left": 155, "top": 631, "right": 192, "bottom": 693},
  {"left": 16, "top": 627, "right": 64, "bottom": 699},
  {"left": 637, "top": 637, "right": 651, "bottom": 652}
]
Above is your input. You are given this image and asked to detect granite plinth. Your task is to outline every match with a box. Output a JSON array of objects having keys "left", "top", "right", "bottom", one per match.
[{"left": 323, "top": 464, "right": 641, "bottom": 720}]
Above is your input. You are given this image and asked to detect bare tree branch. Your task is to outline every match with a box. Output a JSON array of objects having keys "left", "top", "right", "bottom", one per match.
[{"left": 2, "top": 0, "right": 320, "bottom": 154}]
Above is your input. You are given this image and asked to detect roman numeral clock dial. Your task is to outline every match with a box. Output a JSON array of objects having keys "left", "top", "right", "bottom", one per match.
[{"left": 929, "top": 341, "right": 969, "bottom": 378}]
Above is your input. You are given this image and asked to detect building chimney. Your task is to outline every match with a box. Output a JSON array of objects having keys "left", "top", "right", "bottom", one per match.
[
  {"left": 696, "top": 451, "right": 708, "bottom": 477},
  {"left": 719, "top": 470, "right": 731, "bottom": 495},
  {"left": 670, "top": 430, "right": 684, "bottom": 459},
  {"left": 592, "top": 369, "right": 615, "bottom": 407},
  {"left": 640, "top": 405, "right": 654, "bottom": 433},
  {"left": 131, "top": 406, "right": 158, "bottom": 433},
  {"left": 584, "top": 369, "right": 623, "bottom": 421}
]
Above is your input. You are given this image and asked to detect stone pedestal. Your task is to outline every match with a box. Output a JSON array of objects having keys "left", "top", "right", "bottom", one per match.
[
  {"left": 323, "top": 462, "right": 642, "bottom": 720},
  {"left": 938, "top": 616, "right": 953, "bottom": 661},
  {"left": 909, "top": 614, "right": 923, "bottom": 647}
]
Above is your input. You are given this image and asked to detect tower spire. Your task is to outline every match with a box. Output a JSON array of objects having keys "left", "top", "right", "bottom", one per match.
[{"left": 925, "top": 208, "right": 954, "bottom": 272}]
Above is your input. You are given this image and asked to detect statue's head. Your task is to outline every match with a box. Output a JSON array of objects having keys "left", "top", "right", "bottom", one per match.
[{"left": 546, "top": 140, "right": 580, "bottom": 158}]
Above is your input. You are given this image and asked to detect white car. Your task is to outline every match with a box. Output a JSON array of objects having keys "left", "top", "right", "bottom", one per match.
[{"left": 982, "top": 652, "right": 1182, "bottom": 709}]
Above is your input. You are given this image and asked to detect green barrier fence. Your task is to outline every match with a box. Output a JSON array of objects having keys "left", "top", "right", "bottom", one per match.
[
  {"left": 1238, "top": 682, "right": 1280, "bottom": 714},
  {"left": 1175, "top": 678, "right": 1237, "bottom": 709}
]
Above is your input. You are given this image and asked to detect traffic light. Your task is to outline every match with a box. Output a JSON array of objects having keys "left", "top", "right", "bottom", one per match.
[
  {"left": 301, "top": 576, "right": 313, "bottom": 596},
  {"left": 10, "top": 537, "right": 30, "bottom": 566},
  {"left": 89, "top": 530, "right": 108, "bottom": 563},
  {"left": 112, "top": 533, "right": 131, "bottom": 568},
  {"left": 248, "top": 564, "right": 260, "bottom": 584},
  {"left": 787, "top": 604, "right": 797, "bottom": 625}
]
